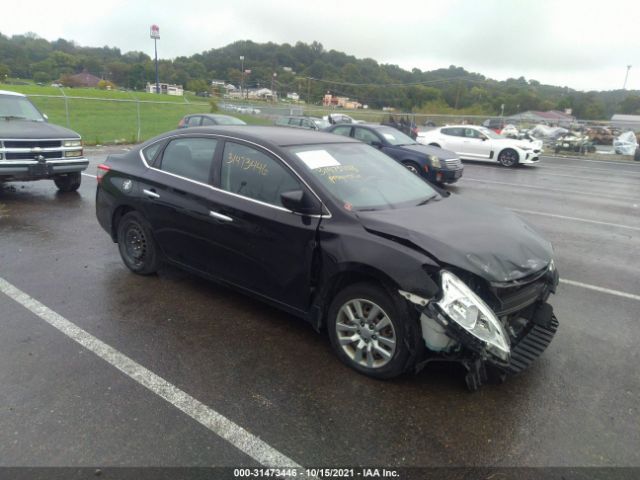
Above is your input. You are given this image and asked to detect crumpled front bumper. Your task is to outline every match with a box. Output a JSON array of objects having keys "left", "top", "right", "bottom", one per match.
[{"left": 415, "top": 298, "right": 559, "bottom": 391}]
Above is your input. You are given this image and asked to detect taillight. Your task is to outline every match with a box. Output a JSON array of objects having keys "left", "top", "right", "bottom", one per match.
[{"left": 97, "top": 164, "right": 110, "bottom": 184}]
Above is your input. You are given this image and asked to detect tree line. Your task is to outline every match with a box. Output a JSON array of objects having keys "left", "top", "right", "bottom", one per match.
[{"left": 1, "top": 32, "right": 639, "bottom": 119}]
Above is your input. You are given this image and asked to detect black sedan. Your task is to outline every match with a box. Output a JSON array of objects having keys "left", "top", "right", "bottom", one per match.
[
  {"left": 96, "top": 126, "right": 559, "bottom": 390},
  {"left": 326, "top": 124, "right": 463, "bottom": 185}
]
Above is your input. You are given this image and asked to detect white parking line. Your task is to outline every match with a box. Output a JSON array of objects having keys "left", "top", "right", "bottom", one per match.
[
  {"left": 512, "top": 209, "right": 640, "bottom": 232},
  {"left": 0, "top": 276, "right": 302, "bottom": 469},
  {"left": 541, "top": 156, "right": 640, "bottom": 167},
  {"left": 462, "top": 166, "right": 640, "bottom": 186},
  {"left": 464, "top": 177, "right": 640, "bottom": 202},
  {"left": 81, "top": 173, "right": 96, "bottom": 178},
  {"left": 538, "top": 163, "right": 640, "bottom": 177},
  {"left": 560, "top": 279, "right": 640, "bottom": 302}
]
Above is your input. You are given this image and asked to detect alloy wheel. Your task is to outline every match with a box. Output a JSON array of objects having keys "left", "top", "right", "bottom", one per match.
[{"left": 335, "top": 299, "right": 397, "bottom": 368}]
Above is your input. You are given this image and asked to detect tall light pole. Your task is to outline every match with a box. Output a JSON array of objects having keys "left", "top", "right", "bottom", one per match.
[
  {"left": 150, "top": 25, "right": 160, "bottom": 94},
  {"left": 271, "top": 72, "right": 277, "bottom": 103},
  {"left": 623, "top": 65, "right": 632, "bottom": 90},
  {"left": 239, "top": 55, "right": 244, "bottom": 100}
]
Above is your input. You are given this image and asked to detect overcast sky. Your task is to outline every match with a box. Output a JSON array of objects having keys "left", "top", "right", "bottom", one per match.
[{"left": 6, "top": 0, "right": 640, "bottom": 91}]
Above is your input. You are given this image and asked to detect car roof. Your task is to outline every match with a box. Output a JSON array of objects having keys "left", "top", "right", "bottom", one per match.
[
  {"left": 184, "top": 113, "right": 237, "bottom": 119},
  {"left": 0, "top": 90, "right": 26, "bottom": 97},
  {"left": 162, "top": 125, "right": 359, "bottom": 147}
]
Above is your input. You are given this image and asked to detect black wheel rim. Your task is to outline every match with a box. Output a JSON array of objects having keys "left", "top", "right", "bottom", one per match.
[
  {"left": 405, "top": 164, "right": 419, "bottom": 174},
  {"left": 501, "top": 151, "right": 516, "bottom": 166},
  {"left": 124, "top": 223, "right": 147, "bottom": 267}
]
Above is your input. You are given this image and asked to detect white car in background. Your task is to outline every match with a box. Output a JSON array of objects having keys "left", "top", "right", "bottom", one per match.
[{"left": 417, "top": 125, "right": 543, "bottom": 167}]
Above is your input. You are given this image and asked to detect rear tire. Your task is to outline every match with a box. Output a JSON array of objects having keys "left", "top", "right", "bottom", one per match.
[
  {"left": 327, "top": 282, "right": 422, "bottom": 379},
  {"left": 498, "top": 149, "right": 519, "bottom": 167},
  {"left": 429, "top": 143, "right": 441, "bottom": 148},
  {"left": 116, "top": 211, "right": 159, "bottom": 275},
  {"left": 54, "top": 172, "right": 81, "bottom": 192}
]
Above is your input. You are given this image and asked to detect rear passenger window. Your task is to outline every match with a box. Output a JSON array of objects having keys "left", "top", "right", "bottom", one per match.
[
  {"left": 288, "top": 118, "right": 302, "bottom": 127},
  {"left": 201, "top": 116, "right": 216, "bottom": 126},
  {"left": 142, "top": 141, "right": 164, "bottom": 164},
  {"left": 159, "top": 137, "right": 218, "bottom": 183},
  {"left": 221, "top": 142, "right": 300, "bottom": 207},
  {"left": 442, "top": 127, "right": 464, "bottom": 137},
  {"left": 186, "top": 116, "right": 201, "bottom": 127}
]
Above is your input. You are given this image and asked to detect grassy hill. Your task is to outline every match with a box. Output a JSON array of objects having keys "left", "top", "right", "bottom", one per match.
[{"left": 1, "top": 83, "right": 269, "bottom": 144}]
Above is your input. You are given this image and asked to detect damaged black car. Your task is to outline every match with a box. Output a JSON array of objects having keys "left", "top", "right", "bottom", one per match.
[{"left": 95, "top": 126, "right": 559, "bottom": 390}]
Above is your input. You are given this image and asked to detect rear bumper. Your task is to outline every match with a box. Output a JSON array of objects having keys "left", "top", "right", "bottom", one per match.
[{"left": 0, "top": 158, "right": 89, "bottom": 179}]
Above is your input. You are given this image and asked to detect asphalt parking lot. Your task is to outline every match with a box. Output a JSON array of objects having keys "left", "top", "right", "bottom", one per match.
[{"left": 0, "top": 148, "right": 638, "bottom": 469}]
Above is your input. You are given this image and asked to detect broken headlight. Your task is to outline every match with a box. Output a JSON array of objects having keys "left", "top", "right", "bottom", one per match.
[{"left": 436, "top": 270, "right": 510, "bottom": 361}]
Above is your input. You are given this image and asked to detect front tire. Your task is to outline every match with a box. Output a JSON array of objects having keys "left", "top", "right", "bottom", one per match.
[
  {"left": 116, "top": 211, "right": 159, "bottom": 275},
  {"left": 402, "top": 161, "right": 421, "bottom": 176},
  {"left": 327, "top": 282, "right": 421, "bottom": 379},
  {"left": 54, "top": 172, "right": 81, "bottom": 192},
  {"left": 498, "top": 149, "right": 519, "bottom": 167}
]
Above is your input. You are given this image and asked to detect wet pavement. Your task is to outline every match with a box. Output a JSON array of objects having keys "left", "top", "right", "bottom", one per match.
[{"left": 0, "top": 149, "right": 638, "bottom": 467}]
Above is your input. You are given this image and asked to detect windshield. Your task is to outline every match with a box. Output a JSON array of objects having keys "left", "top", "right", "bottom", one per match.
[
  {"left": 376, "top": 126, "right": 416, "bottom": 145},
  {"left": 215, "top": 116, "right": 246, "bottom": 125},
  {"left": 0, "top": 95, "right": 45, "bottom": 121},
  {"left": 477, "top": 126, "right": 503, "bottom": 139},
  {"left": 289, "top": 143, "right": 438, "bottom": 211}
]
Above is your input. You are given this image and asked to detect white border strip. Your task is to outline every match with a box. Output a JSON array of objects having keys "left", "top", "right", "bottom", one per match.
[
  {"left": 560, "top": 279, "right": 640, "bottom": 302},
  {"left": 512, "top": 209, "right": 640, "bottom": 232},
  {"left": 464, "top": 177, "right": 640, "bottom": 202},
  {"left": 0, "top": 276, "right": 301, "bottom": 469}
]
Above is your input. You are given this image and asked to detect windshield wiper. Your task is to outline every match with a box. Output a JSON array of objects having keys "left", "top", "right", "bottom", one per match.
[{"left": 416, "top": 194, "right": 438, "bottom": 206}]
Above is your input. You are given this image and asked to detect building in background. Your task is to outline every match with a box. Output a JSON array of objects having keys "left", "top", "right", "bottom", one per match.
[
  {"left": 506, "top": 110, "right": 575, "bottom": 127},
  {"left": 145, "top": 82, "right": 183, "bottom": 96},
  {"left": 610, "top": 114, "right": 640, "bottom": 131},
  {"left": 65, "top": 70, "right": 102, "bottom": 88}
]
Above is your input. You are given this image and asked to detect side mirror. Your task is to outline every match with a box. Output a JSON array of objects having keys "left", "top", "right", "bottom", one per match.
[
  {"left": 371, "top": 140, "right": 383, "bottom": 149},
  {"left": 481, "top": 136, "right": 488, "bottom": 141},
  {"left": 280, "top": 189, "right": 322, "bottom": 215}
]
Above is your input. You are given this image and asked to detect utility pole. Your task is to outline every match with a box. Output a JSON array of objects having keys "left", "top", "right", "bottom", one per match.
[
  {"left": 239, "top": 56, "right": 244, "bottom": 100},
  {"left": 307, "top": 77, "right": 311, "bottom": 105},
  {"left": 623, "top": 65, "right": 632, "bottom": 90},
  {"left": 150, "top": 25, "right": 160, "bottom": 94},
  {"left": 271, "top": 72, "right": 277, "bottom": 103}
]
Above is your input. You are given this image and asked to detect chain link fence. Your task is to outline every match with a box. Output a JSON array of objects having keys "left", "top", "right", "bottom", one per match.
[{"left": 28, "top": 94, "right": 213, "bottom": 145}]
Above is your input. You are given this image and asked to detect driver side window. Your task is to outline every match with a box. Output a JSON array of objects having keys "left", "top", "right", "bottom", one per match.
[
  {"left": 465, "top": 128, "right": 485, "bottom": 140},
  {"left": 353, "top": 128, "right": 381, "bottom": 145}
]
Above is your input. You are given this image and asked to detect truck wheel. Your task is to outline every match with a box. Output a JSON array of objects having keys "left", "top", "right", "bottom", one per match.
[
  {"left": 116, "top": 211, "right": 159, "bottom": 275},
  {"left": 498, "top": 149, "right": 519, "bottom": 167},
  {"left": 54, "top": 172, "right": 81, "bottom": 192},
  {"left": 327, "top": 282, "right": 421, "bottom": 379}
]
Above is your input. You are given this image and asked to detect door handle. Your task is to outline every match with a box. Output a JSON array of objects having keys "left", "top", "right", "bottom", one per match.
[
  {"left": 209, "top": 211, "right": 233, "bottom": 222},
  {"left": 143, "top": 189, "right": 160, "bottom": 199}
]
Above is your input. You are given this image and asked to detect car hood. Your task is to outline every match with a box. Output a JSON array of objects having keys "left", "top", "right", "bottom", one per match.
[
  {"left": 356, "top": 195, "right": 552, "bottom": 283},
  {"left": 0, "top": 119, "right": 81, "bottom": 139},
  {"left": 394, "top": 143, "right": 458, "bottom": 159}
]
